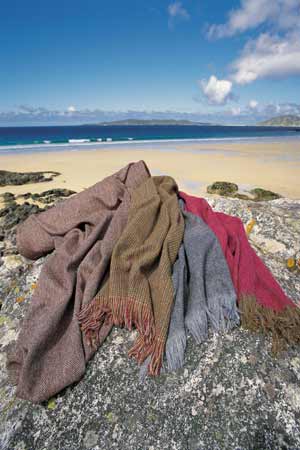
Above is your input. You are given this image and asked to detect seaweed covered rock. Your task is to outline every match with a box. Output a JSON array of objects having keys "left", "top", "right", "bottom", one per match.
[
  {"left": 0, "top": 170, "right": 60, "bottom": 187},
  {"left": 17, "top": 188, "right": 76, "bottom": 205},
  {"left": 1, "top": 193, "right": 15, "bottom": 204},
  {"left": 29, "top": 188, "right": 76, "bottom": 204},
  {"left": 207, "top": 181, "right": 238, "bottom": 196},
  {"left": 207, "top": 182, "right": 282, "bottom": 202},
  {"left": 0, "top": 188, "right": 76, "bottom": 258},
  {"left": 250, "top": 188, "right": 281, "bottom": 201},
  {"left": 0, "top": 202, "right": 44, "bottom": 257},
  {"left": 0, "top": 202, "right": 43, "bottom": 230}
]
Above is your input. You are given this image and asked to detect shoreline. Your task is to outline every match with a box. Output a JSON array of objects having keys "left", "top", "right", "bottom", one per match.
[
  {"left": 0, "top": 135, "right": 300, "bottom": 156},
  {"left": 1, "top": 139, "right": 300, "bottom": 201}
]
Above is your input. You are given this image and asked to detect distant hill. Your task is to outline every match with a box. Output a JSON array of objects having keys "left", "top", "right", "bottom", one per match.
[
  {"left": 86, "top": 119, "right": 212, "bottom": 126},
  {"left": 258, "top": 115, "right": 300, "bottom": 127}
]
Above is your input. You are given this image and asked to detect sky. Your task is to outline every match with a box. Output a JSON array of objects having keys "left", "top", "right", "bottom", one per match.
[{"left": 0, "top": 0, "right": 300, "bottom": 125}]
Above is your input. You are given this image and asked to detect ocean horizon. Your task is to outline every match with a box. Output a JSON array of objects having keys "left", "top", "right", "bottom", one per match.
[{"left": 0, "top": 124, "right": 299, "bottom": 155}]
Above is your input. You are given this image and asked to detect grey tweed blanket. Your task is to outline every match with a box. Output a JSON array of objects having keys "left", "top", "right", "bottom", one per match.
[
  {"left": 140, "top": 200, "right": 240, "bottom": 379},
  {"left": 165, "top": 200, "right": 240, "bottom": 372}
]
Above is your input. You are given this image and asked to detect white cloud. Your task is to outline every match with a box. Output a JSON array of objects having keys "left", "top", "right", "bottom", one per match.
[
  {"left": 168, "top": 1, "right": 189, "bottom": 19},
  {"left": 205, "top": 0, "right": 300, "bottom": 86},
  {"left": 231, "top": 106, "right": 241, "bottom": 116},
  {"left": 262, "top": 102, "right": 300, "bottom": 116},
  {"left": 0, "top": 102, "right": 298, "bottom": 126},
  {"left": 207, "top": 0, "right": 300, "bottom": 39},
  {"left": 248, "top": 100, "right": 258, "bottom": 110},
  {"left": 67, "top": 105, "right": 76, "bottom": 113},
  {"left": 168, "top": 2, "right": 190, "bottom": 28},
  {"left": 231, "top": 31, "right": 300, "bottom": 84},
  {"left": 199, "top": 75, "right": 233, "bottom": 105},
  {"left": 243, "top": 101, "right": 300, "bottom": 117}
]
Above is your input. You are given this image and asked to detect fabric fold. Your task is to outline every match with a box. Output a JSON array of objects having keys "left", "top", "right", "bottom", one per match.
[
  {"left": 7, "top": 160, "right": 150, "bottom": 403},
  {"left": 78, "top": 176, "right": 184, "bottom": 376},
  {"left": 179, "top": 191, "right": 300, "bottom": 353},
  {"left": 8, "top": 167, "right": 299, "bottom": 404},
  {"left": 164, "top": 201, "right": 239, "bottom": 372}
]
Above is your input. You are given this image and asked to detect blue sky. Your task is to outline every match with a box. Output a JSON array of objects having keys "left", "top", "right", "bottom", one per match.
[{"left": 0, "top": 0, "right": 299, "bottom": 125}]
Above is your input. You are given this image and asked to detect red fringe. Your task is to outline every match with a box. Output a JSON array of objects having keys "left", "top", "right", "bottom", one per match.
[
  {"left": 129, "top": 336, "right": 165, "bottom": 376},
  {"left": 78, "top": 294, "right": 166, "bottom": 375},
  {"left": 77, "top": 295, "right": 154, "bottom": 348},
  {"left": 148, "top": 338, "right": 165, "bottom": 376}
]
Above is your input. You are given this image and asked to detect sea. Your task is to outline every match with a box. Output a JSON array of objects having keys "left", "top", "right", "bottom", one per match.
[{"left": 0, "top": 124, "right": 299, "bottom": 155}]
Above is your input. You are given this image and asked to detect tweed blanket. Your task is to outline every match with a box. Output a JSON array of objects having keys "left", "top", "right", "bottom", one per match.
[
  {"left": 140, "top": 200, "right": 239, "bottom": 377},
  {"left": 180, "top": 192, "right": 300, "bottom": 352},
  {"left": 164, "top": 201, "right": 240, "bottom": 371},
  {"left": 78, "top": 176, "right": 184, "bottom": 375},
  {"left": 7, "top": 161, "right": 150, "bottom": 402}
]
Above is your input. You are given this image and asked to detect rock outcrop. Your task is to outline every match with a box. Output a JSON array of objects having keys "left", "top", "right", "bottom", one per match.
[
  {"left": 0, "top": 170, "right": 60, "bottom": 187},
  {"left": 207, "top": 182, "right": 281, "bottom": 202},
  {"left": 0, "top": 193, "right": 300, "bottom": 450}
]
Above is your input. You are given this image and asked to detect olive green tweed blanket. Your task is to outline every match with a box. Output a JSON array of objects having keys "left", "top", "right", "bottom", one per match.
[{"left": 78, "top": 176, "right": 184, "bottom": 375}]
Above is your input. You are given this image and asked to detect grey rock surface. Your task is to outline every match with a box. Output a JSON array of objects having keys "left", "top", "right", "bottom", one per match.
[{"left": 0, "top": 195, "right": 300, "bottom": 450}]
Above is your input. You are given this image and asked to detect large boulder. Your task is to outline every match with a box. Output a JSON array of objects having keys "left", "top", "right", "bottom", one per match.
[{"left": 1, "top": 195, "right": 300, "bottom": 450}]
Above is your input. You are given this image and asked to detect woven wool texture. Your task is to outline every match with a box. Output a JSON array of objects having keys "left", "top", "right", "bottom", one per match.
[
  {"left": 164, "top": 201, "right": 240, "bottom": 372},
  {"left": 7, "top": 164, "right": 300, "bottom": 404},
  {"left": 179, "top": 192, "right": 300, "bottom": 353},
  {"left": 78, "top": 176, "right": 184, "bottom": 375},
  {"left": 7, "top": 161, "right": 150, "bottom": 403},
  {"left": 179, "top": 191, "right": 296, "bottom": 311}
]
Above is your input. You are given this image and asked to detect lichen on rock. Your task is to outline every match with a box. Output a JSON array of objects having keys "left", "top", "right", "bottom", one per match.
[{"left": 0, "top": 192, "right": 300, "bottom": 449}]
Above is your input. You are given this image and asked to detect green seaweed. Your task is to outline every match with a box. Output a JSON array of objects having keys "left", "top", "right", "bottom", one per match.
[
  {"left": 250, "top": 188, "right": 281, "bottom": 201},
  {"left": 207, "top": 181, "right": 238, "bottom": 196}
]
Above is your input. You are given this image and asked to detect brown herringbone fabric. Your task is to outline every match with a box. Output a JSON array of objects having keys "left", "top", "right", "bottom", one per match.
[
  {"left": 78, "top": 176, "right": 184, "bottom": 375},
  {"left": 7, "top": 161, "right": 150, "bottom": 403}
]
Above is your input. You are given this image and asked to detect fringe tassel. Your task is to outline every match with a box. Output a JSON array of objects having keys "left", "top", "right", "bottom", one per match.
[
  {"left": 239, "top": 295, "right": 300, "bottom": 354},
  {"left": 185, "top": 310, "right": 208, "bottom": 344},
  {"left": 129, "top": 336, "right": 165, "bottom": 376},
  {"left": 165, "top": 331, "right": 186, "bottom": 372},
  {"left": 77, "top": 295, "right": 154, "bottom": 348},
  {"left": 148, "top": 338, "right": 165, "bottom": 376},
  {"left": 223, "top": 304, "right": 241, "bottom": 331},
  {"left": 77, "top": 300, "right": 110, "bottom": 349},
  {"left": 78, "top": 295, "right": 166, "bottom": 374},
  {"left": 128, "top": 335, "right": 154, "bottom": 363}
]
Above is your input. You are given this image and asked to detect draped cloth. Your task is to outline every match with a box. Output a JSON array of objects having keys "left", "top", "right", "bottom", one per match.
[
  {"left": 179, "top": 192, "right": 300, "bottom": 353},
  {"left": 8, "top": 167, "right": 299, "bottom": 404},
  {"left": 164, "top": 200, "right": 239, "bottom": 372},
  {"left": 78, "top": 176, "right": 184, "bottom": 375},
  {"left": 7, "top": 161, "right": 150, "bottom": 402}
]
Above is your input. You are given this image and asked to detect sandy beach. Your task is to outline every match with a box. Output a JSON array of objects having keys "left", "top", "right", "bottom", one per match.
[{"left": 1, "top": 139, "right": 300, "bottom": 201}]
